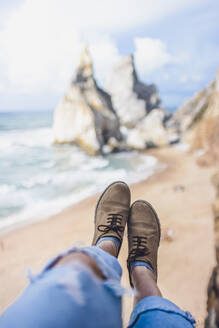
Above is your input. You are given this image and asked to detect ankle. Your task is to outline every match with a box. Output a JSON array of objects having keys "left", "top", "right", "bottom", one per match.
[
  {"left": 97, "top": 240, "right": 117, "bottom": 257},
  {"left": 132, "top": 265, "right": 157, "bottom": 283},
  {"left": 132, "top": 266, "right": 162, "bottom": 302}
]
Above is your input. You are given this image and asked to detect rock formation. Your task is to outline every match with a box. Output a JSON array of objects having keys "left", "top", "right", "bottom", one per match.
[
  {"left": 107, "top": 55, "right": 162, "bottom": 127},
  {"left": 124, "top": 109, "right": 171, "bottom": 149},
  {"left": 53, "top": 46, "right": 122, "bottom": 155},
  {"left": 174, "top": 69, "right": 219, "bottom": 165},
  {"left": 53, "top": 47, "right": 177, "bottom": 154},
  {"left": 205, "top": 265, "right": 219, "bottom": 328},
  {"left": 173, "top": 81, "right": 215, "bottom": 133},
  {"left": 212, "top": 172, "right": 219, "bottom": 262},
  {"left": 205, "top": 171, "right": 219, "bottom": 327},
  {"left": 107, "top": 55, "right": 177, "bottom": 149}
]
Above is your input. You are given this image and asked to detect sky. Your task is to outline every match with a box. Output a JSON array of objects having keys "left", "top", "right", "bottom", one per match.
[{"left": 0, "top": 0, "right": 219, "bottom": 112}]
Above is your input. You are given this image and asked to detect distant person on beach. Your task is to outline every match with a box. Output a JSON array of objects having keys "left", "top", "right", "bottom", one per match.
[{"left": 0, "top": 181, "right": 195, "bottom": 327}]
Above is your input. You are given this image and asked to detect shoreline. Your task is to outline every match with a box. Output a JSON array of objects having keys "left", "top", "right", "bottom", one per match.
[
  {"left": 0, "top": 150, "right": 166, "bottom": 237},
  {"left": 0, "top": 147, "right": 216, "bottom": 327}
]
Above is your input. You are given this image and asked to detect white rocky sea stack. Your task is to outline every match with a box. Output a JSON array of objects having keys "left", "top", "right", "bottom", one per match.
[
  {"left": 53, "top": 86, "right": 100, "bottom": 153},
  {"left": 53, "top": 46, "right": 122, "bottom": 155},
  {"left": 126, "top": 109, "right": 170, "bottom": 149},
  {"left": 107, "top": 55, "right": 162, "bottom": 127},
  {"left": 53, "top": 46, "right": 177, "bottom": 155}
]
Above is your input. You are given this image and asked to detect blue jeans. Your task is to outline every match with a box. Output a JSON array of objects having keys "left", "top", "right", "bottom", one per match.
[{"left": 0, "top": 246, "right": 195, "bottom": 328}]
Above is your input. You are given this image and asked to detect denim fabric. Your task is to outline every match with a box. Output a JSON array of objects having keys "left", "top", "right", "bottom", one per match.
[
  {"left": 35, "top": 246, "right": 122, "bottom": 282},
  {"left": 129, "top": 296, "right": 196, "bottom": 328},
  {"left": 0, "top": 246, "right": 123, "bottom": 328},
  {"left": 0, "top": 246, "right": 196, "bottom": 328}
]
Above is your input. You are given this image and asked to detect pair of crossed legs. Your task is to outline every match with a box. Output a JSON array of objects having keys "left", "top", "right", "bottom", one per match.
[{"left": 0, "top": 182, "right": 195, "bottom": 327}]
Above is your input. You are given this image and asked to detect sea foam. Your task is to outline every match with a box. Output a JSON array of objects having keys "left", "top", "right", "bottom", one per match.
[{"left": 0, "top": 112, "right": 164, "bottom": 232}]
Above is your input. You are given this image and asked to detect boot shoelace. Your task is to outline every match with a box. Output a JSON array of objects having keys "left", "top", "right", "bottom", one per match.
[
  {"left": 128, "top": 236, "right": 149, "bottom": 262},
  {"left": 97, "top": 213, "right": 124, "bottom": 238}
]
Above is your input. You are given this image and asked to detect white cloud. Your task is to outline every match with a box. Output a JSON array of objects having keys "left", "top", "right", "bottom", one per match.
[
  {"left": 0, "top": 0, "right": 209, "bottom": 102},
  {"left": 0, "top": 0, "right": 82, "bottom": 93},
  {"left": 134, "top": 37, "right": 173, "bottom": 74},
  {"left": 2, "top": 0, "right": 206, "bottom": 35},
  {"left": 0, "top": 0, "right": 125, "bottom": 94}
]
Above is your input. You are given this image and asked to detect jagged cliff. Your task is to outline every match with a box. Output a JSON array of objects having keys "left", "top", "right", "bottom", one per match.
[
  {"left": 107, "top": 55, "right": 162, "bottom": 127},
  {"left": 173, "top": 81, "right": 215, "bottom": 132},
  {"left": 53, "top": 47, "right": 177, "bottom": 155},
  {"left": 174, "top": 69, "right": 219, "bottom": 165},
  {"left": 107, "top": 55, "right": 177, "bottom": 149},
  {"left": 53, "top": 46, "right": 122, "bottom": 155}
]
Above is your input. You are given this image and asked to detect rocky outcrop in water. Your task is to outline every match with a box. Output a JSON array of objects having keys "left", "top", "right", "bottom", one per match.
[
  {"left": 107, "top": 55, "right": 178, "bottom": 149},
  {"left": 107, "top": 55, "right": 162, "bottom": 127},
  {"left": 53, "top": 46, "right": 122, "bottom": 155},
  {"left": 124, "top": 109, "right": 171, "bottom": 149},
  {"left": 174, "top": 69, "right": 219, "bottom": 165},
  {"left": 53, "top": 47, "right": 178, "bottom": 154}
]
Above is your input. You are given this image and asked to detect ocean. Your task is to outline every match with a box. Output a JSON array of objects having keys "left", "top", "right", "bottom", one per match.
[{"left": 0, "top": 111, "right": 162, "bottom": 231}]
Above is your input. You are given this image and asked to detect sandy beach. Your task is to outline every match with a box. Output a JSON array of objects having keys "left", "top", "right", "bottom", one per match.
[{"left": 0, "top": 147, "right": 216, "bottom": 327}]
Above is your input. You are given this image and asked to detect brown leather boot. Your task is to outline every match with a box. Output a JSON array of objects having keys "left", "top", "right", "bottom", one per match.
[
  {"left": 127, "top": 200, "right": 161, "bottom": 286},
  {"left": 92, "top": 181, "right": 130, "bottom": 251}
]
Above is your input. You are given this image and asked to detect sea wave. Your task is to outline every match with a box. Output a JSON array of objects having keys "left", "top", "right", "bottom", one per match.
[
  {"left": 21, "top": 175, "right": 52, "bottom": 189},
  {"left": 0, "top": 184, "right": 16, "bottom": 195},
  {"left": 0, "top": 151, "right": 164, "bottom": 232},
  {"left": 0, "top": 111, "right": 165, "bottom": 232},
  {"left": 0, "top": 127, "right": 52, "bottom": 151}
]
